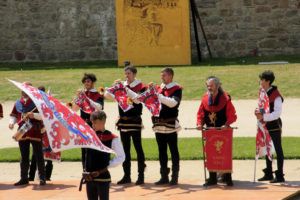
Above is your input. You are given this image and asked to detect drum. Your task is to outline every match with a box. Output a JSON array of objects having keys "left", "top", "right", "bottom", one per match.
[{"left": 13, "top": 121, "right": 33, "bottom": 141}]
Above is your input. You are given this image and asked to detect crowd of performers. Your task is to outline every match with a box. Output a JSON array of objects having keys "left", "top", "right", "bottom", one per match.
[{"left": 1, "top": 62, "right": 285, "bottom": 200}]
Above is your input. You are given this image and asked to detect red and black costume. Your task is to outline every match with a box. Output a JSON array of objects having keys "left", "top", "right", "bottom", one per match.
[
  {"left": 81, "top": 89, "right": 104, "bottom": 169},
  {"left": 116, "top": 80, "right": 146, "bottom": 184},
  {"left": 83, "top": 130, "right": 124, "bottom": 200},
  {"left": 81, "top": 89, "right": 104, "bottom": 126},
  {"left": 152, "top": 82, "right": 182, "bottom": 185},
  {"left": 197, "top": 90, "right": 237, "bottom": 186},
  {"left": 263, "top": 86, "right": 285, "bottom": 181},
  {"left": 10, "top": 97, "right": 46, "bottom": 184}
]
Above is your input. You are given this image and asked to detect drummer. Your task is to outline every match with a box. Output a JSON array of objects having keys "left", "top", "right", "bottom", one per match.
[{"left": 9, "top": 82, "right": 46, "bottom": 186}]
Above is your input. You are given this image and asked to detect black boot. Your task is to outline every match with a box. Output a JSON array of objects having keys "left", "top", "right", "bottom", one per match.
[
  {"left": 270, "top": 170, "right": 285, "bottom": 183},
  {"left": 136, "top": 164, "right": 146, "bottom": 185},
  {"left": 117, "top": 163, "right": 131, "bottom": 184},
  {"left": 258, "top": 168, "right": 273, "bottom": 181},
  {"left": 39, "top": 174, "right": 47, "bottom": 186},
  {"left": 28, "top": 176, "right": 35, "bottom": 181},
  {"left": 40, "top": 179, "right": 46, "bottom": 186},
  {"left": 45, "top": 161, "right": 53, "bottom": 181},
  {"left": 155, "top": 168, "right": 170, "bottom": 185},
  {"left": 14, "top": 179, "right": 29, "bottom": 186},
  {"left": 169, "top": 166, "right": 179, "bottom": 185},
  {"left": 117, "top": 175, "right": 131, "bottom": 184},
  {"left": 203, "top": 172, "right": 217, "bottom": 187},
  {"left": 224, "top": 173, "right": 233, "bottom": 186}
]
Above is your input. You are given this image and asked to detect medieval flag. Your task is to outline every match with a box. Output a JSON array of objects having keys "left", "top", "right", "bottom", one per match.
[
  {"left": 9, "top": 80, "right": 114, "bottom": 154},
  {"left": 137, "top": 86, "right": 161, "bottom": 117},
  {"left": 42, "top": 131, "right": 61, "bottom": 162},
  {"left": 256, "top": 88, "right": 274, "bottom": 161},
  {"left": 203, "top": 128, "right": 233, "bottom": 172},
  {"left": 106, "top": 82, "right": 134, "bottom": 112},
  {"left": 74, "top": 91, "right": 98, "bottom": 114}
]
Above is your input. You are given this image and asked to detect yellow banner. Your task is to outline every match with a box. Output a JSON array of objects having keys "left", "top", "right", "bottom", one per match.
[{"left": 116, "top": 0, "right": 191, "bottom": 66}]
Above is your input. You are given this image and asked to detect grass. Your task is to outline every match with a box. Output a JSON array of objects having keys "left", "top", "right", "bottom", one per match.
[
  {"left": 0, "top": 55, "right": 299, "bottom": 102},
  {"left": 0, "top": 137, "right": 299, "bottom": 162}
]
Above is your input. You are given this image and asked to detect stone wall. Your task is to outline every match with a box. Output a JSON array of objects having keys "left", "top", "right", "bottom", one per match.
[
  {"left": 0, "top": 0, "right": 299, "bottom": 62},
  {"left": 194, "top": 0, "right": 300, "bottom": 58}
]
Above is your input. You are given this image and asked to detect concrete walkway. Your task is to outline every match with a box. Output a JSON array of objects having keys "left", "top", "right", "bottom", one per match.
[
  {"left": 0, "top": 160, "right": 299, "bottom": 200},
  {"left": 0, "top": 99, "right": 299, "bottom": 148}
]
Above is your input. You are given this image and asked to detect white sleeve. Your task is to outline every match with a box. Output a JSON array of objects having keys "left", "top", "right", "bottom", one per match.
[
  {"left": 263, "top": 97, "right": 282, "bottom": 122},
  {"left": 104, "top": 90, "right": 115, "bottom": 101},
  {"left": 108, "top": 138, "right": 125, "bottom": 168},
  {"left": 9, "top": 116, "right": 17, "bottom": 125},
  {"left": 33, "top": 113, "right": 42, "bottom": 121},
  {"left": 88, "top": 98, "right": 103, "bottom": 111},
  {"left": 125, "top": 87, "right": 141, "bottom": 104},
  {"left": 158, "top": 94, "right": 178, "bottom": 108}
]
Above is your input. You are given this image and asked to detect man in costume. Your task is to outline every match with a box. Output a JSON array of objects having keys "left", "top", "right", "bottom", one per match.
[
  {"left": 197, "top": 76, "right": 237, "bottom": 186},
  {"left": 71, "top": 73, "right": 104, "bottom": 169},
  {"left": 151, "top": 67, "right": 182, "bottom": 185},
  {"left": 81, "top": 110, "right": 125, "bottom": 200},
  {"left": 255, "top": 70, "right": 285, "bottom": 183},
  {"left": 9, "top": 82, "right": 46, "bottom": 186},
  {"left": 105, "top": 62, "right": 147, "bottom": 185},
  {"left": 28, "top": 86, "right": 54, "bottom": 181}
]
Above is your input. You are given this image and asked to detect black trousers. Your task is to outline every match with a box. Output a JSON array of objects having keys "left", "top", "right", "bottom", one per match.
[
  {"left": 29, "top": 154, "right": 53, "bottom": 180},
  {"left": 155, "top": 132, "right": 180, "bottom": 172},
  {"left": 265, "top": 130, "right": 284, "bottom": 174},
  {"left": 19, "top": 140, "right": 45, "bottom": 180},
  {"left": 120, "top": 130, "right": 145, "bottom": 175},
  {"left": 86, "top": 181, "right": 110, "bottom": 200}
]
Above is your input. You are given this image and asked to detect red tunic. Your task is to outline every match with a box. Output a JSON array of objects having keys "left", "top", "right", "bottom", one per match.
[
  {"left": 117, "top": 81, "right": 147, "bottom": 130},
  {"left": 80, "top": 90, "right": 104, "bottom": 125},
  {"left": 197, "top": 91, "right": 237, "bottom": 127},
  {"left": 10, "top": 98, "right": 43, "bottom": 141}
]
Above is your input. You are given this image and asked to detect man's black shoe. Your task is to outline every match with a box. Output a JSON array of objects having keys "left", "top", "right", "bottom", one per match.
[
  {"left": 155, "top": 177, "right": 169, "bottom": 185},
  {"left": 40, "top": 180, "right": 46, "bottom": 186},
  {"left": 117, "top": 176, "right": 131, "bottom": 184},
  {"left": 14, "top": 179, "right": 29, "bottom": 186},
  {"left": 203, "top": 180, "right": 217, "bottom": 187},
  {"left": 258, "top": 175, "right": 273, "bottom": 181}
]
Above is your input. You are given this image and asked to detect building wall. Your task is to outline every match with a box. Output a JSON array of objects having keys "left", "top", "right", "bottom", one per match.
[{"left": 0, "top": 0, "right": 299, "bottom": 62}]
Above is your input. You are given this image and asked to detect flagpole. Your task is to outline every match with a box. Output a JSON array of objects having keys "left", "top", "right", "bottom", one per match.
[
  {"left": 253, "top": 156, "right": 257, "bottom": 183},
  {"left": 201, "top": 130, "right": 207, "bottom": 187}
]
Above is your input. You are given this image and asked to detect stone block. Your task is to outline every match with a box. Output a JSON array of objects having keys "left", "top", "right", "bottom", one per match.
[
  {"left": 14, "top": 51, "right": 26, "bottom": 61},
  {"left": 259, "top": 39, "right": 286, "bottom": 49},
  {"left": 279, "top": 0, "right": 289, "bottom": 8},
  {"left": 0, "top": 52, "right": 13, "bottom": 61},
  {"left": 243, "top": 0, "right": 252, "bottom": 7},
  {"left": 286, "top": 10, "right": 298, "bottom": 17},
  {"left": 255, "top": 6, "right": 271, "bottom": 13},
  {"left": 254, "top": 0, "right": 268, "bottom": 5}
]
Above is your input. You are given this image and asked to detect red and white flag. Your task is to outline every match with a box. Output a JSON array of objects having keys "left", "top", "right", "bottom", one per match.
[
  {"left": 137, "top": 87, "right": 161, "bottom": 117},
  {"left": 74, "top": 92, "right": 96, "bottom": 114},
  {"left": 256, "top": 88, "right": 274, "bottom": 161},
  {"left": 42, "top": 132, "right": 61, "bottom": 162},
  {"left": 106, "top": 82, "right": 133, "bottom": 112},
  {"left": 9, "top": 80, "right": 114, "bottom": 154}
]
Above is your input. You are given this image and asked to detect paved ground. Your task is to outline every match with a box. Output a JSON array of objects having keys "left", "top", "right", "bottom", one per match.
[
  {"left": 0, "top": 160, "right": 299, "bottom": 200},
  {"left": 1, "top": 99, "right": 299, "bottom": 199},
  {"left": 0, "top": 99, "right": 300, "bottom": 148}
]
